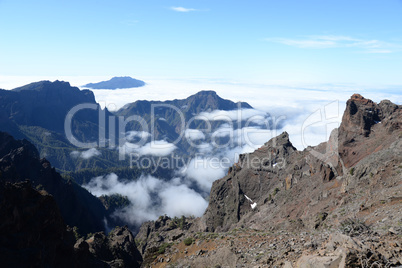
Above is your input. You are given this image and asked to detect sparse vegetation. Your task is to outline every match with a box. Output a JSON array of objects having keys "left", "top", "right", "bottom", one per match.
[
  {"left": 99, "top": 194, "right": 130, "bottom": 211},
  {"left": 169, "top": 215, "right": 187, "bottom": 230},
  {"left": 349, "top": 167, "right": 355, "bottom": 176},
  {"left": 158, "top": 243, "right": 171, "bottom": 254},
  {"left": 86, "top": 232, "right": 94, "bottom": 240},
  {"left": 339, "top": 218, "right": 370, "bottom": 237},
  {"left": 135, "top": 239, "right": 143, "bottom": 248},
  {"left": 72, "top": 226, "right": 82, "bottom": 240}
]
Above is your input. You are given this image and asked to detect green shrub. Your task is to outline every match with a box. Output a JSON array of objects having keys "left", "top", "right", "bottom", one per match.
[
  {"left": 170, "top": 215, "right": 186, "bottom": 230},
  {"left": 273, "top": 188, "right": 280, "bottom": 196},
  {"left": 158, "top": 243, "right": 170, "bottom": 254},
  {"left": 183, "top": 237, "right": 193, "bottom": 246},
  {"left": 349, "top": 167, "right": 355, "bottom": 176}
]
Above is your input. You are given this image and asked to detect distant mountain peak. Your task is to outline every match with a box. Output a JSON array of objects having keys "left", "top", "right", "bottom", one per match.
[
  {"left": 116, "top": 90, "right": 253, "bottom": 117},
  {"left": 193, "top": 90, "right": 218, "bottom": 96},
  {"left": 185, "top": 90, "right": 252, "bottom": 110},
  {"left": 83, "top": 76, "right": 145, "bottom": 89}
]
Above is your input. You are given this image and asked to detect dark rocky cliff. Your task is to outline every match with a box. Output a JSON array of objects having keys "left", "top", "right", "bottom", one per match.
[{"left": 0, "top": 131, "right": 107, "bottom": 234}]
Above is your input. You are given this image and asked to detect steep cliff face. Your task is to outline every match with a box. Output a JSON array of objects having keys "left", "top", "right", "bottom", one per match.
[
  {"left": 0, "top": 131, "right": 107, "bottom": 234},
  {"left": 203, "top": 131, "right": 300, "bottom": 232}
]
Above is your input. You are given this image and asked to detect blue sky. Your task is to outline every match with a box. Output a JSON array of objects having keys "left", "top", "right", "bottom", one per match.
[{"left": 1, "top": 0, "right": 402, "bottom": 86}]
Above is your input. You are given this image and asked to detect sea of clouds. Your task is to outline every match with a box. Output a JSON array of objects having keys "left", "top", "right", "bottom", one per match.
[{"left": 2, "top": 75, "right": 401, "bottom": 227}]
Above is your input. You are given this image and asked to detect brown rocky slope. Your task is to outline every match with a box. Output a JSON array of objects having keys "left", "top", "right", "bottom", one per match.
[{"left": 136, "top": 94, "right": 401, "bottom": 267}]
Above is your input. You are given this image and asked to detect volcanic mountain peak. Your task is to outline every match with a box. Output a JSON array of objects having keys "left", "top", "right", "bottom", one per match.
[{"left": 83, "top": 76, "right": 145, "bottom": 89}]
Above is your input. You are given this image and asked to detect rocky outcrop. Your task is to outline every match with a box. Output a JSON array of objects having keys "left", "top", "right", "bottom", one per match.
[
  {"left": 85, "top": 226, "right": 142, "bottom": 267},
  {"left": 339, "top": 93, "right": 381, "bottom": 137},
  {"left": 203, "top": 132, "right": 300, "bottom": 232},
  {"left": 0, "top": 131, "right": 107, "bottom": 234},
  {"left": 135, "top": 215, "right": 196, "bottom": 260},
  {"left": 338, "top": 93, "right": 401, "bottom": 168}
]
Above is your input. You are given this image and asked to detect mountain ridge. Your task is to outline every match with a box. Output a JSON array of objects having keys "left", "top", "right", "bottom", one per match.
[
  {"left": 116, "top": 90, "right": 253, "bottom": 116},
  {"left": 0, "top": 81, "right": 257, "bottom": 172}
]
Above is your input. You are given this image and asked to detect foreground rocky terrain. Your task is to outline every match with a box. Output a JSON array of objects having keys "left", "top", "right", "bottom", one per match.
[
  {"left": 136, "top": 94, "right": 401, "bottom": 267},
  {"left": 0, "top": 133, "right": 142, "bottom": 267}
]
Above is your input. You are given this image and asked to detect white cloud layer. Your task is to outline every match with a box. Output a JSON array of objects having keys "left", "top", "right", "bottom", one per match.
[
  {"left": 70, "top": 148, "right": 101, "bottom": 159},
  {"left": 136, "top": 140, "right": 177, "bottom": 156},
  {"left": 185, "top": 129, "right": 206, "bottom": 141},
  {"left": 195, "top": 108, "right": 269, "bottom": 122},
  {"left": 83, "top": 173, "right": 208, "bottom": 225},
  {"left": 179, "top": 157, "right": 228, "bottom": 192},
  {"left": 126, "top": 131, "right": 150, "bottom": 141},
  {"left": 120, "top": 140, "right": 177, "bottom": 156}
]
